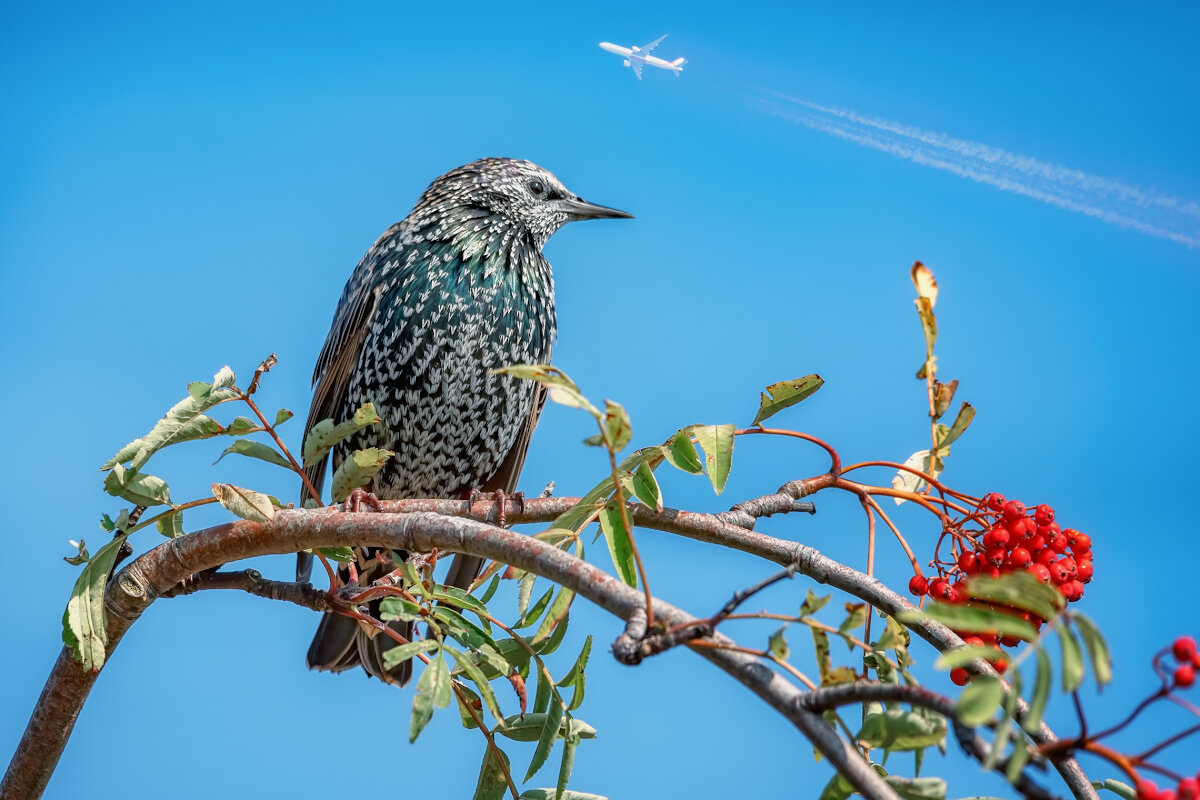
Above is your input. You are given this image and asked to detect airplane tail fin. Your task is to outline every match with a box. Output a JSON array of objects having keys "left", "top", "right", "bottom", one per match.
[{"left": 671, "top": 57, "right": 686, "bottom": 75}]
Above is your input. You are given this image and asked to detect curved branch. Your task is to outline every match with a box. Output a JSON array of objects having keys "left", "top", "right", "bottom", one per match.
[{"left": 4, "top": 508, "right": 900, "bottom": 800}]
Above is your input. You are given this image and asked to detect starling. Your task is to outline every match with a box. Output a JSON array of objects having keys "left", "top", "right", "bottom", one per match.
[{"left": 297, "top": 158, "right": 631, "bottom": 685}]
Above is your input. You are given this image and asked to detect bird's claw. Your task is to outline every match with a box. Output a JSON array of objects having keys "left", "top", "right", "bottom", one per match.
[
  {"left": 467, "top": 489, "right": 525, "bottom": 527},
  {"left": 342, "top": 488, "right": 383, "bottom": 514}
]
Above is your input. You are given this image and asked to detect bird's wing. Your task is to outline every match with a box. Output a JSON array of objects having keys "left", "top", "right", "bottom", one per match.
[
  {"left": 640, "top": 34, "right": 667, "bottom": 54},
  {"left": 441, "top": 381, "right": 548, "bottom": 591},
  {"left": 295, "top": 232, "right": 390, "bottom": 582},
  {"left": 631, "top": 61, "right": 643, "bottom": 80}
]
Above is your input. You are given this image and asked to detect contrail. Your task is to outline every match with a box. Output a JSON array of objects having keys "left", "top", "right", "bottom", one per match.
[{"left": 752, "top": 89, "right": 1200, "bottom": 249}]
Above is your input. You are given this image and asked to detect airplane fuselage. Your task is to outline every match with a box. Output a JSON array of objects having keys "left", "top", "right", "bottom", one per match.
[{"left": 599, "top": 41, "right": 685, "bottom": 77}]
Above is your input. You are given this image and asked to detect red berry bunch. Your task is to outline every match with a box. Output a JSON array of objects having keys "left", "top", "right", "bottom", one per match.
[
  {"left": 1170, "top": 635, "right": 1198, "bottom": 690},
  {"left": 909, "top": 493, "right": 1094, "bottom": 664},
  {"left": 1137, "top": 774, "right": 1200, "bottom": 800}
]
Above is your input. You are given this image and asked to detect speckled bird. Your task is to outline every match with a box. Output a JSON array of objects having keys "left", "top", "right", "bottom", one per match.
[{"left": 297, "top": 157, "right": 631, "bottom": 685}]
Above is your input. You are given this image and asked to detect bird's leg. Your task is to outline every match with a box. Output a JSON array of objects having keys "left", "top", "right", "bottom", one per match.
[
  {"left": 341, "top": 487, "right": 383, "bottom": 514},
  {"left": 466, "top": 489, "right": 525, "bottom": 527}
]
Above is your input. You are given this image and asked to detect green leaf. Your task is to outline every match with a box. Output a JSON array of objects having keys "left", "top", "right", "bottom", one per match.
[
  {"left": 1098, "top": 779, "right": 1137, "bottom": 800},
  {"left": 64, "top": 539, "right": 91, "bottom": 566},
  {"left": 494, "top": 365, "right": 600, "bottom": 417},
  {"left": 533, "top": 662, "right": 553, "bottom": 715},
  {"left": 330, "top": 447, "right": 393, "bottom": 503},
  {"left": 518, "top": 587, "right": 555, "bottom": 629},
  {"left": 63, "top": 533, "right": 129, "bottom": 670},
  {"left": 957, "top": 676, "right": 1003, "bottom": 726},
  {"left": 899, "top": 603, "right": 1037, "bottom": 642},
  {"left": 811, "top": 626, "right": 833, "bottom": 683},
  {"left": 410, "top": 653, "right": 450, "bottom": 743},
  {"left": 934, "top": 645, "right": 1005, "bottom": 671},
  {"left": 818, "top": 772, "right": 855, "bottom": 800},
  {"left": 1006, "top": 739, "right": 1031, "bottom": 784},
  {"left": 597, "top": 504, "right": 637, "bottom": 587},
  {"left": 556, "top": 732, "right": 579, "bottom": 800},
  {"left": 317, "top": 546, "right": 356, "bottom": 563},
  {"left": 479, "top": 574, "right": 501, "bottom": 605},
  {"left": 532, "top": 588, "right": 574, "bottom": 645},
  {"left": 1023, "top": 646, "right": 1052, "bottom": 733},
  {"left": 938, "top": 402, "right": 976, "bottom": 448},
  {"left": 856, "top": 707, "right": 946, "bottom": 751},
  {"left": 497, "top": 713, "right": 562, "bottom": 742},
  {"left": 800, "top": 588, "right": 832, "bottom": 616},
  {"left": 751, "top": 375, "right": 824, "bottom": 426},
  {"left": 101, "top": 381, "right": 236, "bottom": 473},
  {"left": 211, "top": 482, "right": 276, "bottom": 522},
  {"left": 1058, "top": 620, "right": 1086, "bottom": 692},
  {"left": 429, "top": 652, "right": 453, "bottom": 707},
  {"left": 155, "top": 510, "right": 185, "bottom": 538},
  {"left": 103, "top": 464, "right": 171, "bottom": 507},
  {"left": 1072, "top": 612, "right": 1113, "bottom": 687},
  {"left": 274, "top": 408, "right": 294, "bottom": 426},
  {"left": 525, "top": 698, "right": 564, "bottom": 781},
  {"left": 963, "top": 572, "right": 1066, "bottom": 622},
  {"left": 601, "top": 399, "right": 632, "bottom": 452},
  {"left": 213, "top": 439, "right": 293, "bottom": 470},
  {"left": 430, "top": 585, "right": 490, "bottom": 616},
  {"left": 518, "top": 571, "right": 536, "bottom": 618},
  {"left": 767, "top": 626, "right": 789, "bottom": 659},
  {"left": 536, "top": 610, "right": 571, "bottom": 657},
  {"left": 883, "top": 775, "right": 946, "bottom": 800},
  {"left": 445, "top": 646, "right": 504, "bottom": 722},
  {"left": 224, "top": 416, "right": 258, "bottom": 436},
  {"left": 630, "top": 461, "right": 662, "bottom": 512},
  {"left": 663, "top": 429, "right": 703, "bottom": 474},
  {"left": 454, "top": 682, "right": 483, "bottom": 729},
  {"left": 435, "top": 606, "right": 497, "bottom": 652},
  {"left": 838, "top": 603, "right": 867, "bottom": 639},
  {"left": 472, "top": 744, "right": 511, "bottom": 800},
  {"left": 381, "top": 638, "right": 440, "bottom": 670},
  {"left": 693, "top": 424, "right": 735, "bottom": 494},
  {"left": 520, "top": 791, "right": 607, "bottom": 800},
  {"left": 301, "top": 403, "right": 382, "bottom": 468}
]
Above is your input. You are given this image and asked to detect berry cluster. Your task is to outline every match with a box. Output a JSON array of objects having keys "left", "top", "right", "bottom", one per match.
[
  {"left": 1137, "top": 774, "right": 1199, "bottom": 800},
  {"left": 907, "top": 494, "right": 1094, "bottom": 684},
  {"left": 1170, "top": 635, "right": 1199, "bottom": 689}
]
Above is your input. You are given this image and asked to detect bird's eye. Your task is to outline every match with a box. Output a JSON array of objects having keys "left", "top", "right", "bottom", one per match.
[{"left": 528, "top": 180, "right": 545, "bottom": 197}]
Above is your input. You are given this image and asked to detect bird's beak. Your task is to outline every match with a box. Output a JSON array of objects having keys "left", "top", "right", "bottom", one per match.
[{"left": 555, "top": 196, "right": 634, "bottom": 220}]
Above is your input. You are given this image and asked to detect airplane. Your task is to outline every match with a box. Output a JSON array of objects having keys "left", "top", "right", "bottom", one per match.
[{"left": 598, "top": 35, "right": 686, "bottom": 80}]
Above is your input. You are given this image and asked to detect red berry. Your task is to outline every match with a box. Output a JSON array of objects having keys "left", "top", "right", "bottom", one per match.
[
  {"left": 1007, "top": 547, "right": 1032, "bottom": 569},
  {"left": 1002, "top": 500, "right": 1026, "bottom": 521},
  {"left": 963, "top": 635, "right": 985, "bottom": 647},
  {"left": 1179, "top": 778, "right": 1200, "bottom": 800},
  {"left": 1049, "top": 561, "right": 1070, "bottom": 584},
  {"left": 958, "top": 551, "right": 981, "bottom": 574},
  {"left": 983, "top": 528, "right": 1010, "bottom": 549},
  {"left": 1008, "top": 518, "right": 1028, "bottom": 538},
  {"left": 908, "top": 575, "right": 928, "bottom": 596},
  {"left": 987, "top": 566, "right": 1001, "bottom": 579},
  {"left": 1174, "top": 664, "right": 1195, "bottom": 689},
  {"left": 1034, "top": 504, "right": 1055, "bottom": 525},
  {"left": 1036, "top": 548, "right": 1058, "bottom": 566},
  {"left": 984, "top": 493, "right": 1005, "bottom": 511},
  {"left": 1028, "top": 563, "right": 1052, "bottom": 583},
  {"left": 1057, "top": 557, "right": 1078, "bottom": 580},
  {"left": 1076, "top": 559, "right": 1094, "bottom": 582},
  {"left": 992, "top": 653, "right": 1010, "bottom": 673},
  {"left": 1192, "top": 652, "right": 1200, "bottom": 669},
  {"left": 1060, "top": 580, "right": 1085, "bottom": 601},
  {"left": 1160, "top": 790, "right": 1178, "bottom": 800},
  {"left": 1037, "top": 521, "right": 1061, "bottom": 539},
  {"left": 950, "top": 667, "right": 969, "bottom": 686},
  {"left": 1174, "top": 636, "right": 1198, "bottom": 663},
  {"left": 1049, "top": 534, "right": 1069, "bottom": 553},
  {"left": 1026, "top": 534, "right": 1047, "bottom": 552},
  {"left": 999, "top": 634, "right": 1021, "bottom": 647},
  {"left": 987, "top": 546, "right": 1007, "bottom": 567},
  {"left": 1136, "top": 780, "right": 1158, "bottom": 800}
]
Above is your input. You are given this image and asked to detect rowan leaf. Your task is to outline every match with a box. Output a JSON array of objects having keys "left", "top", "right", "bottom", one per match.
[
  {"left": 63, "top": 533, "right": 129, "bottom": 671},
  {"left": 213, "top": 439, "right": 293, "bottom": 470},
  {"left": 693, "top": 424, "right": 735, "bottom": 494},
  {"left": 330, "top": 447, "right": 393, "bottom": 502},
  {"left": 751, "top": 375, "right": 824, "bottom": 426},
  {"left": 212, "top": 483, "right": 275, "bottom": 522},
  {"left": 301, "top": 403, "right": 382, "bottom": 468}
]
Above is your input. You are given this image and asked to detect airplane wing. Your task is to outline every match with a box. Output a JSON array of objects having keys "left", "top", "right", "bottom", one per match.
[
  {"left": 640, "top": 34, "right": 667, "bottom": 54},
  {"left": 631, "top": 60, "right": 643, "bottom": 79}
]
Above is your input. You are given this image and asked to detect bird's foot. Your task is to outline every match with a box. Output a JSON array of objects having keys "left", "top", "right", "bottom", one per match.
[
  {"left": 466, "top": 489, "right": 525, "bottom": 527},
  {"left": 342, "top": 488, "right": 383, "bottom": 514}
]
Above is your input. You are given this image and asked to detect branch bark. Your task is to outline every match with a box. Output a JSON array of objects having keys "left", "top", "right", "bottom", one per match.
[{"left": 4, "top": 507, "right": 899, "bottom": 800}]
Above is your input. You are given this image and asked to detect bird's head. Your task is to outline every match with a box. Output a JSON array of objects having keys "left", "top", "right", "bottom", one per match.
[{"left": 415, "top": 158, "right": 632, "bottom": 247}]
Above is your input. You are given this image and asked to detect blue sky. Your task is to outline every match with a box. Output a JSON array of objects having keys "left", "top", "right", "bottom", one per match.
[{"left": 3, "top": 2, "right": 1199, "bottom": 796}]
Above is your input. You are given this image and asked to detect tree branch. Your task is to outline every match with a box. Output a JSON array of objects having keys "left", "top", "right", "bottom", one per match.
[{"left": 4, "top": 508, "right": 900, "bottom": 800}]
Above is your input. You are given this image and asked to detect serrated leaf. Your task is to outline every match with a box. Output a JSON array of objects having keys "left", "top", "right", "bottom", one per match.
[
  {"left": 213, "top": 439, "right": 293, "bottom": 470},
  {"left": 964, "top": 572, "right": 1066, "bottom": 622},
  {"left": 536, "top": 610, "right": 571, "bottom": 656},
  {"left": 430, "top": 585, "right": 490, "bottom": 616},
  {"left": 1072, "top": 612, "right": 1113, "bottom": 687},
  {"left": 957, "top": 676, "right": 1003, "bottom": 726},
  {"left": 752, "top": 375, "right": 824, "bottom": 426},
  {"left": 473, "top": 746, "right": 512, "bottom": 800},
  {"left": 597, "top": 504, "right": 637, "bottom": 587},
  {"left": 446, "top": 645, "right": 504, "bottom": 723},
  {"left": 381, "top": 638, "right": 440, "bottom": 669},
  {"left": 330, "top": 447, "right": 393, "bottom": 503},
  {"left": 938, "top": 402, "right": 975, "bottom": 448},
  {"left": 518, "top": 587, "right": 555, "bottom": 629},
  {"left": 525, "top": 699, "right": 564, "bottom": 781},
  {"left": 301, "top": 403, "right": 382, "bottom": 468},
  {"left": 899, "top": 604, "right": 1037, "bottom": 641},
  {"left": 630, "top": 462, "right": 662, "bottom": 512},
  {"left": 800, "top": 588, "right": 832, "bottom": 616},
  {"left": 63, "top": 533, "right": 129, "bottom": 670},
  {"left": 601, "top": 399, "right": 632, "bottom": 452},
  {"left": 1059, "top": 620, "right": 1085, "bottom": 692},
  {"left": 663, "top": 429, "right": 703, "bottom": 474},
  {"left": 410, "top": 653, "right": 450, "bottom": 743},
  {"left": 454, "top": 682, "right": 484, "bottom": 729},
  {"left": 557, "top": 636, "right": 593, "bottom": 687},
  {"left": 103, "top": 464, "right": 171, "bottom": 507},
  {"left": 532, "top": 588, "right": 574, "bottom": 645},
  {"left": 518, "top": 571, "right": 536, "bottom": 617},
  {"left": 693, "top": 424, "right": 735, "bottom": 495},
  {"left": 556, "top": 732, "right": 579, "bottom": 800},
  {"left": 101, "top": 366, "right": 237, "bottom": 470},
  {"left": 479, "top": 574, "right": 501, "bottom": 605},
  {"left": 212, "top": 483, "right": 275, "bottom": 522},
  {"left": 435, "top": 606, "right": 497, "bottom": 652}
]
